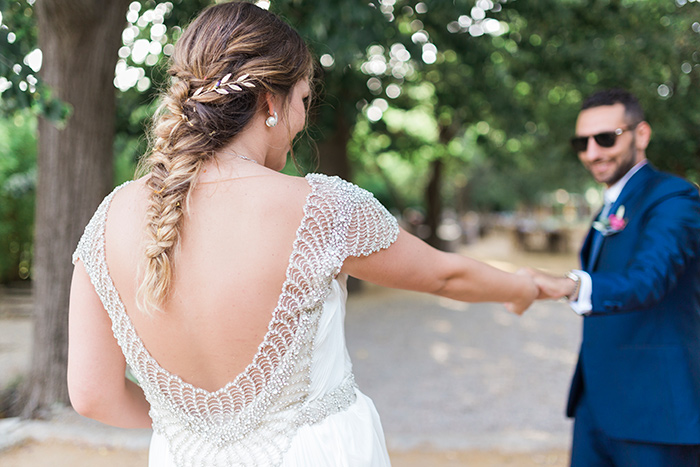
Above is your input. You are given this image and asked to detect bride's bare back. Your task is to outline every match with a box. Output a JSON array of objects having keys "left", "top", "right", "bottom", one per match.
[{"left": 105, "top": 169, "right": 311, "bottom": 392}]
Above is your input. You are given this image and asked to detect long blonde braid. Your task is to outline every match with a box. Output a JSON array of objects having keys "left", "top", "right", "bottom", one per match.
[{"left": 136, "top": 1, "right": 313, "bottom": 314}]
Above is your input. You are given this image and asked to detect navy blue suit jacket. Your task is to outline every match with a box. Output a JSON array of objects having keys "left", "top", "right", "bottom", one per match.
[{"left": 566, "top": 163, "right": 700, "bottom": 444}]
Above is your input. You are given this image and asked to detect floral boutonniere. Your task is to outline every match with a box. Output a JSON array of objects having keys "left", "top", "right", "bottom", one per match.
[{"left": 593, "top": 205, "right": 627, "bottom": 236}]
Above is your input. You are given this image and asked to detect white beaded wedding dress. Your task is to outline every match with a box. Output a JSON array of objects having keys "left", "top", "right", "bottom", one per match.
[{"left": 73, "top": 174, "right": 398, "bottom": 467}]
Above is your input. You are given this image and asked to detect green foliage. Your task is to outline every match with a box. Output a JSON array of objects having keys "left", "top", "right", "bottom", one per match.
[
  {"left": 113, "top": 0, "right": 212, "bottom": 182},
  {"left": 338, "top": 0, "right": 700, "bottom": 214},
  {"left": 272, "top": 0, "right": 392, "bottom": 178},
  {"left": 0, "top": 0, "right": 37, "bottom": 112},
  {"left": 498, "top": 0, "right": 700, "bottom": 183},
  {"left": 0, "top": 112, "right": 35, "bottom": 283},
  {"left": 0, "top": 0, "right": 70, "bottom": 121},
  {"left": 348, "top": 117, "right": 430, "bottom": 212}
]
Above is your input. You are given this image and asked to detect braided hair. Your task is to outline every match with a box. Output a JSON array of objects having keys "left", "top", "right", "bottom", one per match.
[{"left": 137, "top": 1, "right": 313, "bottom": 313}]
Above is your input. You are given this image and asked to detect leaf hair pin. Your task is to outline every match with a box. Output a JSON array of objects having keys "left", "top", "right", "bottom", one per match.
[{"left": 192, "top": 73, "right": 255, "bottom": 98}]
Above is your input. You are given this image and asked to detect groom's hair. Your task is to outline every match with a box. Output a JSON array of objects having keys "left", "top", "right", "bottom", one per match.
[{"left": 581, "top": 88, "right": 645, "bottom": 126}]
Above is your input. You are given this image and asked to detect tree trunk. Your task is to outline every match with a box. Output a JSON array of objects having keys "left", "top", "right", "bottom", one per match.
[
  {"left": 425, "top": 157, "right": 445, "bottom": 250},
  {"left": 317, "top": 107, "right": 352, "bottom": 180},
  {"left": 424, "top": 121, "right": 461, "bottom": 250},
  {"left": 20, "top": 0, "right": 129, "bottom": 419}
]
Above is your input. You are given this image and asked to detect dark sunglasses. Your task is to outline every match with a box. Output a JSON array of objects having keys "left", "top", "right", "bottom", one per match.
[{"left": 570, "top": 127, "right": 632, "bottom": 152}]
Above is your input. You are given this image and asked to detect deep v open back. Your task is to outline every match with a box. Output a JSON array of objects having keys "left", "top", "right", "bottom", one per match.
[{"left": 73, "top": 174, "right": 398, "bottom": 467}]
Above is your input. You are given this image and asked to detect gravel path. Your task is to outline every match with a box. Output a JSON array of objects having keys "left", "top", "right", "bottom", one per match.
[{"left": 347, "top": 284, "right": 579, "bottom": 453}]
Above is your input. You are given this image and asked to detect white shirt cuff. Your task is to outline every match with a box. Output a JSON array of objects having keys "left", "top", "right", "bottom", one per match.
[{"left": 568, "top": 269, "right": 592, "bottom": 315}]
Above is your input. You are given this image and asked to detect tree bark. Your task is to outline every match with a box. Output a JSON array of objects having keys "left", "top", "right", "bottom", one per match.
[
  {"left": 425, "top": 157, "right": 444, "bottom": 250},
  {"left": 316, "top": 109, "right": 352, "bottom": 180},
  {"left": 424, "top": 120, "right": 462, "bottom": 250},
  {"left": 20, "top": 0, "right": 129, "bottom": 419}
]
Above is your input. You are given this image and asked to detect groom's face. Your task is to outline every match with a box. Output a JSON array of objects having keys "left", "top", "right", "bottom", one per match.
[{"left": 574, "top": 103, "right": 641, "bottom": 187}]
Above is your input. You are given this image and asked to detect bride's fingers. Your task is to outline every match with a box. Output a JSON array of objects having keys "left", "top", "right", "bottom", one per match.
[{"left": 504, "top": 301, "right": 528, "bottom": 316}]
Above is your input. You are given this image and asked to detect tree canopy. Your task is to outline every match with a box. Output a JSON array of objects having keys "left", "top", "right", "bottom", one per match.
[{"left": 4, "top": 0, "right": 698, "bottom": 198}]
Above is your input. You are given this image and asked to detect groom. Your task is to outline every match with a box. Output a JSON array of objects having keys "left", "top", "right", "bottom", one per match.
[{"left": 532, "top": 88, "right": 700, "bottom": 466}]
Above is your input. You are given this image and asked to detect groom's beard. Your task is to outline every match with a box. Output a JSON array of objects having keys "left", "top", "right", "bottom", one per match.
[{"left": 594, "top": 139, "right": 638, "bottom": 187}]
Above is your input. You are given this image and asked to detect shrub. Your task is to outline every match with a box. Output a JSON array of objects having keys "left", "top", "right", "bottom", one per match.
[{"left": 0, "top": 112, "right": 36, "bottom": 283}]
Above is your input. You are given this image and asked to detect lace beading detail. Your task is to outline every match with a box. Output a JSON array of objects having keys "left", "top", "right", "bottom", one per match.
[{"left": 72, "top": 174, "right": 398, "bottom": 466}]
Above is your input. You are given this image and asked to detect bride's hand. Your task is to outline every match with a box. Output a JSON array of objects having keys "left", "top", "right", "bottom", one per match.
[
  {"left": 504, "top": 268, "right": 538, "bottom": 315},
  {"left": 519, "top": 267, "right": 574, "bottom": 300}
]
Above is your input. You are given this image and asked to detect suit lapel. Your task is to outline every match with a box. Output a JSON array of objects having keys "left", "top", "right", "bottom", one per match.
[
  {"left": 612, "top": 163, "right": 653, "bottom": 212},
  {"left": 588, "top": 224, "right": 605, "bottom": 270},
  {"left": 585, "top": 163, "right": 655, "bottom": 270}
]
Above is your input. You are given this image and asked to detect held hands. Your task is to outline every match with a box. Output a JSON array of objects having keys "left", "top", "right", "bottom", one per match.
[
  {"left": 503, "top": 268, "right": 579, "bottom": 315},
  {"left": 520, "top": 267, "right": 578, "bottom": 301},
  {"left": 504, "top": 269, "right": 539, "bottom": 316}
]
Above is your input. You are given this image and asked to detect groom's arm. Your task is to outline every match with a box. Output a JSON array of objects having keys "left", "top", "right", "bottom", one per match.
[
  {"left": 587, "top": 184, "right": 700, "bottom": 314},
  {"left": 528, "top": 182, "right": 700, "bottom": 313}
]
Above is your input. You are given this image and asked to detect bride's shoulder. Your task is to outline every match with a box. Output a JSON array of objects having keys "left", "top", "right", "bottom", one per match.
[
  {"left": 261, "top": 172, "right": 312, "bottom": 202},
  {"left": 107, "top": 177, "right": 150, "bottom": 220},
  {"left": 304, "top": 173, "right": 355, "bottom": 193},
  {"left": 304, "top": 173, "right": 375, "bottom": 202},
  {"left": 114, "top": 176, "right": 147, "bottom": 196}
]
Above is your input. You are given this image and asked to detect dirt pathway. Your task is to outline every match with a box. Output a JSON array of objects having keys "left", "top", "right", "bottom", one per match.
[{"left": 1, "top": 441, "right": 569, "bottom": 466}]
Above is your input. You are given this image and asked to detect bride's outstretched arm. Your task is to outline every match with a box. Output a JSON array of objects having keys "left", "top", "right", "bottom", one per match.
[
  {"left": 68, "top": 262, "right": 152, "bottom": 428},
  {"left": 341, "top": 227, "right": 537, "bottom": 315}
]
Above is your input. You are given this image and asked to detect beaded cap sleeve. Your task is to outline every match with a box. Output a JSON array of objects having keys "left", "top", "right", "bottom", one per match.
[
  {"left": 305, "top": 173, "right": 399, "bottom": 260},
  {"left": 72, "top": 174, "right": 398, "bottom": 466}
]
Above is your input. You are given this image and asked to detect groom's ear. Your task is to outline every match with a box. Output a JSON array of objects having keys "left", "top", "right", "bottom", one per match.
[{"left": 634, "top": 121, "right": 652, "bottom": 151}]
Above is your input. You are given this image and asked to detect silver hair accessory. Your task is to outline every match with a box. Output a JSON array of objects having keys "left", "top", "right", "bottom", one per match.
[
  {"left": 191, "top": 73, "right": 255, "bottom": 99},
  {"left": 265, "top": 111, "right": 278, "bottom": 128}
]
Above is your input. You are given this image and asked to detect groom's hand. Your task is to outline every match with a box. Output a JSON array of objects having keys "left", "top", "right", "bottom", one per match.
[{"left": 521, "top": 267, "right": 575, "bottom": 301}]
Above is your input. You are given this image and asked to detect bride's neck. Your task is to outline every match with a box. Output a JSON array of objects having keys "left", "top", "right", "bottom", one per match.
[{"left": 215, "top": 138, "right": 266, "bottom": 166}]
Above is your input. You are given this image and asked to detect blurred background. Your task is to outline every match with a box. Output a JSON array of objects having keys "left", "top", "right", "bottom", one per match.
[{"left": 0, "top": 0, "right": 698, "bottom": 425}]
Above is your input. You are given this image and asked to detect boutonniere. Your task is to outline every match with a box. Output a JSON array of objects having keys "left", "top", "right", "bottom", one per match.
[{"left": 592, "top": 205, "right": 627, "bottom": 236}]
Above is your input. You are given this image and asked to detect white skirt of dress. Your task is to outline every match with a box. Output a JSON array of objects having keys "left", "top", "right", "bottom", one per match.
[
  {"left": 148, "top": 388, "right": 391, "bottom": 467},
  {"left": 283, "top": 388, "right": 390, "bottom": 466}
]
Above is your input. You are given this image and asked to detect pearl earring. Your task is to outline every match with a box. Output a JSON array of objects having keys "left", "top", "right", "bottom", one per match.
[{"left": 265, "top": 111, "right": 278, "bottom": 128}]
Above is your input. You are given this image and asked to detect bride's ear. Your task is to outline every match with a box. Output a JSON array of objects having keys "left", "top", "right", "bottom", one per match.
[{"left": 264, "top": 92, "right": 276, "bottom": 119}]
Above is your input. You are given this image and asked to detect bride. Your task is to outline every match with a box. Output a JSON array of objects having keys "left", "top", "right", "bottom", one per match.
[{"left": 67, "top": 2, "right": 537, "bottom": 465}]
